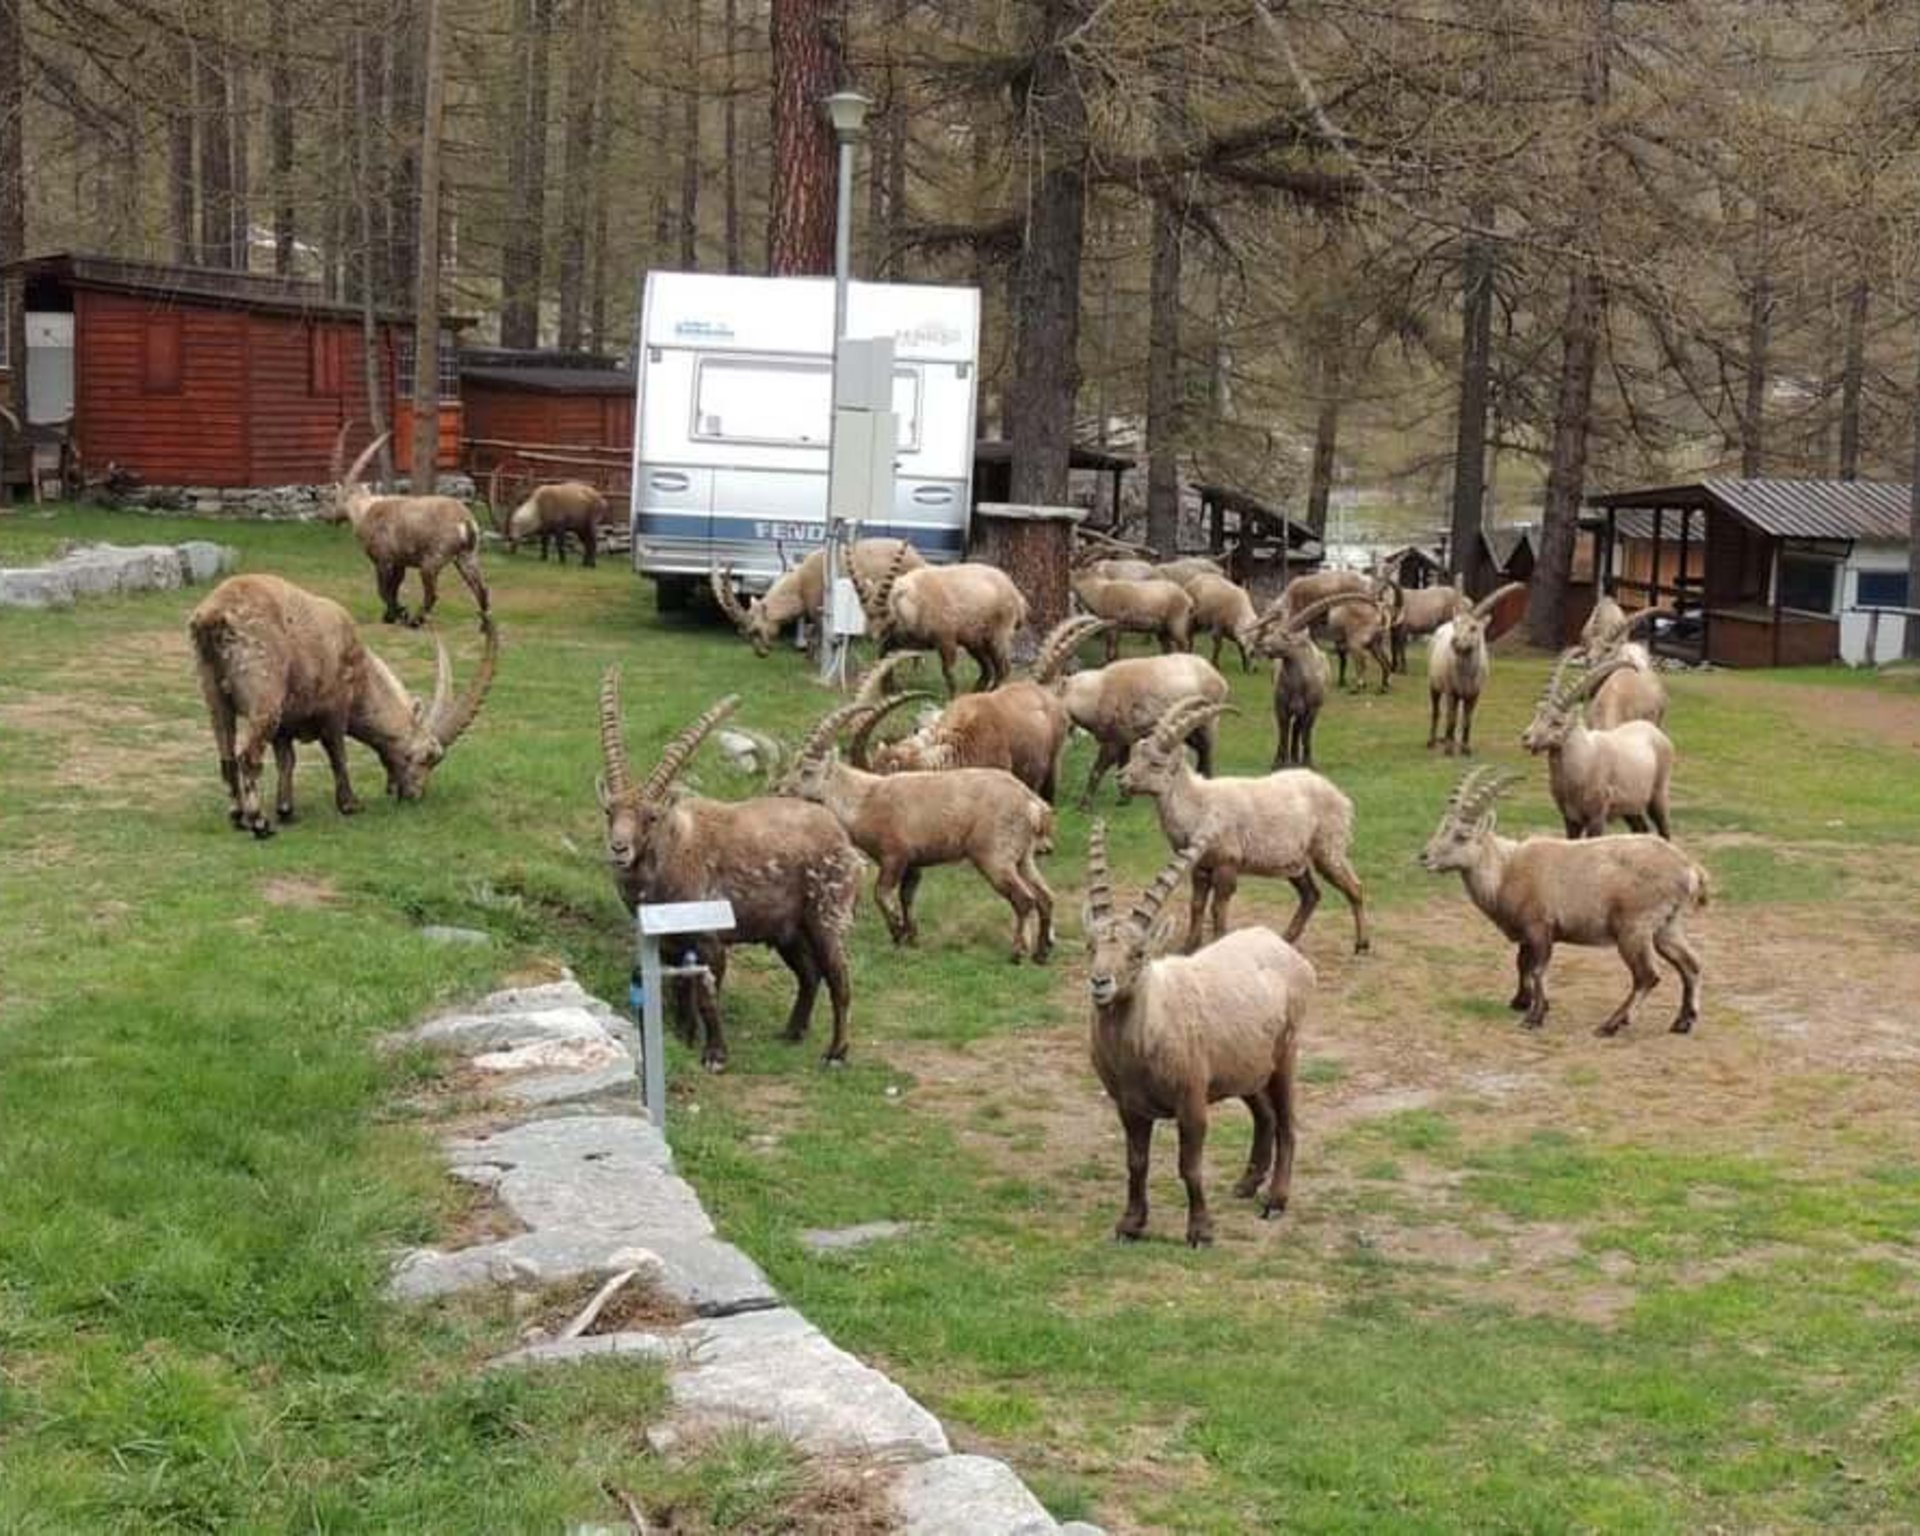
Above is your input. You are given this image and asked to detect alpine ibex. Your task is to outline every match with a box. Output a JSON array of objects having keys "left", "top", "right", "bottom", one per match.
[
  {"left": 857, "top": 544, "right": 1027, "bottom": 694},
  {"left": 1390, "top": 577, "right": 1468, "bottom": 673},
  {"left": 1425, "top": 582, "right": 1527, "bottom": 754},
  {"left": 1421, "top": 767, "right": 1707, "bottom": 1035},
  {"left": 324, "top": 425, "right": 490, "bottom": 626},
  {"left": 598, "top": 677, "right": 861, "bottom": 1070},
  {"left": 1182, "top": 572, "right": 1261, "bottom": 672},
  {"left": 1084, "top": 821, "right": 1316, "bottom": 1246},
  {"left": 1583, "top": 608, "right": 1670, "bottom": 729},
  {"left": 1520, "top": 652, "right": 1676, "bottom": 839},
  {"left": 1119, "top": 697, "right": 1371, "bottom": 955},
  {"left": 1071, "top": 570, "right": 1195, "bottom": 660},
  {"left": 712, "top": 539, "right": 925, "bottom": 656},
  {"left": 1247, "top": 594, "right": 1340, "bottom": 768},
  {"left": 1057, "top": 651, "right": 1230, "bottom": 809},
  {"left": 188, "top": 574, "right": 497, "bottom": 837},
  {"left": 505, "top": 481, "right": 614, "bottom": 565}
]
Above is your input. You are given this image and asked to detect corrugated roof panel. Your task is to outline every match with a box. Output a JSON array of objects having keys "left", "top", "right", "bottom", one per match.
[{"left": 1700, "top": 479, "right": 1910, "bottom": 541}]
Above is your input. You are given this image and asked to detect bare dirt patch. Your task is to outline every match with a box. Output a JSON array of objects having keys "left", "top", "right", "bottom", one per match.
[{"left": 1714, "top": 673, "right": 1920, "bottom": 753}]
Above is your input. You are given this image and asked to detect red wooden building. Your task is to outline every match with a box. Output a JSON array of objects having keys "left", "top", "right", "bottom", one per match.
[
  {"left": 4, "top": 253, "right": 467, "bottom": 487},
  {"left": 460, "top": 348, "right": 635, "bottom": 512}
]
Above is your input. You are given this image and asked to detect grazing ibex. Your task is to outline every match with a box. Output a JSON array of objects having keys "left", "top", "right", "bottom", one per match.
[
  {"left": 324, "top": 425, "right": 490, "bottom": 626},
  {"left": 1071, "top": 570, "right": 1194, "bottom": 660},
  {"left": 188, "top": 574, "right": 496, "bottom": 837},
  {"left": 598, "top": 678, "right": 860, "bottom": 1070},
  {"left": 1084, "top": 822, "right": 1316, "bottom": 1246},
  {"left": 712, "top": 539, "right": 925, "bottom": 656},
  {"left": 505, "top": 481, "right": 614, "bottom": 565},
  {"left": 1521, "top": 653, "right": 1675, "bottom": 839},
  {"left": 1390, "top": 577, "right": 1468, "bottom": 674},
  {"left": 1247, "top": 594, "right": 1340, "bottom": 768},
  {"left": 1421, "top": 767, "right": 1707, "bottom": 1036},
  {"left": 1120, "top": 697, "right": 1371, "bottom": 954},
  {"left": 782, "top": 697, "right": 1057, "bottom": 962},
  {"left": 858, "top": 544, "right": 1027, "bottom": 694},
  {"left": 1182, "top": 572, "right": 1261, "bottom": 672},
  {"left": 1057, "top": 650, "right": 1229, "bottom": 809},
  {"left": 1425, "top": 582, "right": 1527, "bottom": 755}
]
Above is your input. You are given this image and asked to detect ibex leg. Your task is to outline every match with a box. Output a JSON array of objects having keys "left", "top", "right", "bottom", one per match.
[
  {"left": 1234, "top": 1091, "right": 1276, "bottom": 1197},
  {"left": 1653, "top": 921, "right": 1702, "bottom": 1034},
  {"left": 272, "top": 736, "right": 298, "bottom": 821},
  {"left": 320, "top": 727, "right": 361, "bottom": 815},
  {"left": 1264, "top": 1034, "right": 1299, "bottom": 1218},
  {"left": 1176, "top": 1100, "right": 1214, "bottom": 1247},
  {"left": 1116, "top": 1111, "right": 1153, "bottom": 1240}
]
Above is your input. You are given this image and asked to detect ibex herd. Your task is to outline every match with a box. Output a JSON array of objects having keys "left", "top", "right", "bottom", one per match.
[{"left": 186, "top": 497, "right": 1708, "bottom": 1251}]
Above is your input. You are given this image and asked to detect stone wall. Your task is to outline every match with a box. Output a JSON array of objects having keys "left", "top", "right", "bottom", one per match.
[{"left": 108, "top": 475, "right": 480, "bottom": 522}]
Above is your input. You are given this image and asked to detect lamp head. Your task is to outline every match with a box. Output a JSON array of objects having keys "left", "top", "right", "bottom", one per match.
[{"left": 822, "top": 89, "right": 872, "bottom": 142}]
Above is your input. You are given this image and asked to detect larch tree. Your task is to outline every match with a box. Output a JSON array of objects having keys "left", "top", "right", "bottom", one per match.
[{"left": 767, "top": 0, "right": 838, "bottom": 275}]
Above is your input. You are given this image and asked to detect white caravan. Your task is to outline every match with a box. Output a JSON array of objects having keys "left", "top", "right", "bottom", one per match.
[{"left": 630, "top": 271, "right": 981, "bottom": 606}]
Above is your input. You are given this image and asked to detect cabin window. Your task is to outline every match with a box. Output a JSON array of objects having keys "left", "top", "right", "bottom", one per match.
[
  {"left": 690, "top": 357, "right": 923, "bottom": 451},
  {"left": 394, "top": 332, "right": 461, "bottom": 400},
  {"left": 308, "top": 326, "right": 345, "bottom": 397},
  {"left": 1856, "top": 569, "right": 1910, "bottom": 609},
  {"left": 1777, "top": 553, "right": 1839, "bottom": 616},
  {"left": 143, "top": 314, "right": 183, "bottom": 394}
]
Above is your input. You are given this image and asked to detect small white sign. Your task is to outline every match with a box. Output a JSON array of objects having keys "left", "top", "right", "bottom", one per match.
[
  {"left": 830, "top": 576, "right": 868, "bottom": 638},
  {"left": 638, "top": 900, "right": 737, "bottom": 936}
]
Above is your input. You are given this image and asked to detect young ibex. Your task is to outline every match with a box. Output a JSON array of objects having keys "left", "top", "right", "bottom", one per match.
[
  {"left": 858, "top": 544, "right": 1027, "bottom": 694},
  {"left": 1072, "top": 570, "right": 1195, "bottom": 660},
  {"left": 1083, "top": 822, "right": 1316, "bottom": 1246},
  {"left": 1390, "top": 577, "right": 1468, "bottom": 673},
  {"left": 781, "top": 697, "right": 1057, "bottom": 961},
  {"left": 598, "top": 677, "right": 860, "bottom": 1069},
  {"left": 1324, "top": 586, "right": 1399, "bottom": 693},
  {"left": 1120, "top": 697, "right": 1371, "bottom": 955},
  {"left": 1247, "top": 594, "right": 1341, "bottom": 768},
  {"left": 505, "top": 480, "right": 613, "bottom": 565},
  {"left": 712, "top": 539, "right": 925, "bottom": 656},
  {"left": 188, "top": 574, "right": 496, "bottom": 837},
  {"left": 1421, "top": 767, "right": 1707, "bottom": 1035},
  {"left": 1425, "top": 582, "right": 1527, "bottom": 754},
  {"left": 1057, "top": 651, "right": 1230, "bottom": 809},
  {"left": 860, "top": 616, "right": 1096, "bottom": 801},
  {"left": 1520, "top": 653, "right": 1675, "bottom": 839},
  {"left": 324, "top": 425, "right": 490, "bottom": 625},
  {"left": 1182, "top": 572, "right": 1261, "bottom": 673}
]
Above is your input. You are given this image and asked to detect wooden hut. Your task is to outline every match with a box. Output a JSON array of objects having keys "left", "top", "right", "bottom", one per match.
[
  {"left": 460, "top": 350, "right": 635, "bottom": 461},
  {"left": 2, "top": 253, "right": 467, "bottom": 489}
]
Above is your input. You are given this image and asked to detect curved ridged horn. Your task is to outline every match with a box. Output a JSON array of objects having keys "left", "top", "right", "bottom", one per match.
[
  {"left": 852, "top": 649, "right": 927, "bottom": 707},
  {"left": 1618, "top": 604, "right": 1674, "bottom": 640},
  {"left": 1571, "top": 657, "right": 1634, "bottom": 704},
  {"left": 1147, "top": 695, "right": 1234, "bottom": 755},
  {"left": 1262, "top": 592, "right": 1346, "bottom": 637},
  {"left": 1447, "top": 766, "right": 1520, "bottom": 828},
  {"left": 599, "top": 666, "right": 633, "bottom": 799},
  {"left": 1374, "top": 575, "right": 1405, "bottom": 616},
  {"left": 329, "top": 419, "right": 357, "bottom": 481},
  {"left": 793, "top": 698, "right": 876, "bottom": 768},
  {"left": 1086, "top": 819, "right": 1116, "bottom": 932},
  {"left": 862, "top": 539, "right": 914, "bottom": 625},
  {"left": 1129, "top": 843, "right": 1202, "bottom": 937},
  {"left": 341, "top": 429, "right": 390, "bottom": 489},
  {"left": 641, "top": 695, "right": 741, "bottom": 805},
  {"left": 1542, "top": 647, "right": 1582, "bottom": 705},
  {"left": 1031, "top": 616, "right": 1110, "bottom": 682},
  {"left": 1472, "top": 581, "right": 1527, "bottom": 621},
  {"left": 428, "top": 615, "right": 500, "bottom": 748},
  {"left": 710, "top": 566, "right": 752, "bottom": 631},
  {"left": 849, "top": 690, "right": 935, "bottom": 768}
]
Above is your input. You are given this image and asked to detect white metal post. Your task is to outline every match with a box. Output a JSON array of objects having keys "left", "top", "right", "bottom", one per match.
[
  {"left": 632, "top": 899, "right": 736, "bottom": 1130},
  {"left": 821, "top": 92, "right": 870, "bottom": 685}
]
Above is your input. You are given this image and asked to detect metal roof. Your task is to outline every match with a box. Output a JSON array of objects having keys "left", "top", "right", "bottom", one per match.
[
  {"left": 1588, "top": 479, "right": 1910, "bottom": 542},
  {"left": 1608, "top": 509, "right": 1707, "bottom": 542},
  {"left": 461, "top": 364, "right": 634, "bottom": 395},
  {"left": 972, "top": 439, "right": 1136, "bottom": 473}
]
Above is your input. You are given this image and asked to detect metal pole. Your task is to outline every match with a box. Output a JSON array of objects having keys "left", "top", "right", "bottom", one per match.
[
  {"left": 635, "top": 932, "right": 667, "bottom": 1128},
  {"left": 821, "top": 134, "right": 857, "bottom": 684}
]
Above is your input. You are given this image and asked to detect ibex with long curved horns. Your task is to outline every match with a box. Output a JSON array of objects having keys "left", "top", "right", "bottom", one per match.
[
  {"left": 597, "top": 675, "right": 861, "bottom": 1069},
  {"left": 1083, "top": 821, "right": 1317, "bottom": 1247},
  {"left": 710, "top": 539, "right": 924, "bottom": 656},
  {"left": 1119, "top": 695, "right": 1370, "bottom": 954},
  {"left": 855, "top": 542, "right": 1027, "bottom": 694},
  {"left": 1580, "top": 607, "right": 1671, "bottom": 729},
  {"left": 1246, "top": 593, "right": 1342, "bottom": 767},
  {"left": 323, "top": 423, "right": 489, "bottom": 626},
  {"left": 1425, "top": 581, "right": 1527, "bottom": 754},
  {"left": 188, "top": 574, "right": 497, "bottom": 837},
  {"left": 1421, "top": 767, "right": 1706, "bottom": 1036},
  {"left": 1520, "top": 651, "right": 1676, "bottom": 839}
]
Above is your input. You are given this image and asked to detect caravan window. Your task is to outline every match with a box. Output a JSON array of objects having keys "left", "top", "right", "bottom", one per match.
[{"left": 691, "top": 357, "right": 922, "bottom": 451}]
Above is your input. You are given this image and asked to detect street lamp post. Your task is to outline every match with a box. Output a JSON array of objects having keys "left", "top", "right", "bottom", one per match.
[{"left": 819, "top": 89, "right": 871, "bottom": 684}]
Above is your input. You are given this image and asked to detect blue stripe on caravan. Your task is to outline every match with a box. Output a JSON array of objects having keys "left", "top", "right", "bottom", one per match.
[{"left": 635, "top": 510, "right": 967, "bottom": 554}]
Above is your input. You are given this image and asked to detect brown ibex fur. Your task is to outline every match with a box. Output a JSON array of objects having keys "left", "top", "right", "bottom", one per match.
[
  {"left": 325, "top": 426, "right": 490, "bottom": 625},
  {"left": 1182, "top": 572, "right": 1260, "bottom": 673},
  {"left": 1072, "top": 571, "right": 1195, "bottom": 660},
  {"left": 1057, "top": 651, "right": 1229, "bottom": 810},
  {"left": 1425, "top": 582, "right": 1527, "bottom": 754},
  {"left": 1248, "top": 594, "right": 1342, "bottom": 768},
  {"left": 712, "top": 539, "right": 925, "bottom": 656},
  {"left": 597, "top": 678, "right": 860, "bottom": 1070},
  {"left": 1391, "top": 578, "right": 1468, "bottom": 673},
  {"left": 1083, "top": 822, "right": 1316, "bottom": 1247},
  {"left": 1421, "top": 768, "right": 1706, "bottom": 1035},
  {"left": 1520, "top": 652, "right": 1676, "bottom": 839},
  {"left": 505, "top": 481, "right": 614, "bottom": 565},
  {"left": 188, "top": 574, "right": 497, "bottom": 837},
  {"left": 858, "top": 544, "right": 1027, "bottom": 694}
]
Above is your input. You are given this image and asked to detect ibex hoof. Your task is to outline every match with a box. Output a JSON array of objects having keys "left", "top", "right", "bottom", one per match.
[
  {"left": 1231, "top": 1175, "right": 1261, "bottom": 1199},
  {"left": 1260, "top": 1196, "right": 1289, "bottom": 1220},
  {"left": 1186, "top": 1227, "right": 1215, "bottom": 1249},
  {"left": 821, "top": 1054, "right": 849, "bottom": 1071},
  {"left": 1113, "top": 1222, "right": 1146, "bottom": 1243},
  {"left": 1594, "top": 1020, "right": 1627, "bottom": 1038},
  {"left": 338, "top": 798, "right": 362, "bottom": 816},
  {"left": 276, "top": 806, "right": 296, "bottom": 823},
  {"left": 702, "top": 1057, "right": 727, "bottom": 1075},
  {"left": 250, "top": 820, "right": 276, "bottom": 841},
  {"left": 1669, "top": 1013, "right": 1697, "bottom": 1035}
]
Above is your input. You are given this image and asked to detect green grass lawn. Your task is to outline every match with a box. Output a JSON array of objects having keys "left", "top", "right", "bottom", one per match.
[{"left": 4, "top": 505, "right": 1920, "bottom": 1532}]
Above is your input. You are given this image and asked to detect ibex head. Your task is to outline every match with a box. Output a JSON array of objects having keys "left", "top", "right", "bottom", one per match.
[
  {"left": 381, "top": 617, "right": 499, "bottom": 798},
  {"left": 1250, "top": 593, "right": 1341, "bottom": 661},
  {"left": 709, "top": 566, "right": 781, "bottom": 656},
  {"left": 597, "top": 676, "right": 739, "bottom": 880},
  {"left": 1520, "top": 650, "right": 1630, "bottom": 754},
  {"left": 1421, "top": 766, "right": 1522, "bottom": 872},
  {"left": 1083, "top": 820, "right": 1201, "bottom": 1007},
  {"left": 1448, "top": 581, "right": 1525, "bottom": 656},
  {"left": 1119, "top": 695, "right": 1234, "bottom": 798}
]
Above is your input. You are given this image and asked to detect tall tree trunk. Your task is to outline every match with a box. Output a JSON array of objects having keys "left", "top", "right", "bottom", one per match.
[
  {"left": 228, "top": 46, "right": 250, "bottom": 268},
  {"left": 1908, "top": 328, "right": 1920, "bottom": 660},
  {"left": 1450, "top": 212, "right": 1495, "bottom": 591},
  {"left": 170, "top": 37, "right": 197, "bottom": 265},
  {"left": 325, "top": 63, "right": 349, "bottom": 298},
  {"left": 1525, "top": 0, "right": 1610, "bottom": 649},
  {"left": 679, "top": 0, "right": 701, "bottom": 269},
  {"left": 556, "top": 0, "right": 599, "bottom": 348},
  {"left": 499, "top": 0, "right": 552, "bottom": 346},
  {"left": 767, "top": 0, "right": 838, "bottom": 275},
  {"left": 1741, "top": 209, "right": 1771, "bottom": 478},
  {"left": 269, "top": 0, "right": 296, "bottom": 275},
  {"left": 1008, "top": 0, "right": 1090, "bottom": 506},
  {"left": 1839, "top": 277, "right": 1869, "bottom": 480},
  {"left": 1145, "top": 193, "right": 1184, "bottom": 551},
  {"left": 588, "top": 24, "right": 612, "bottom": 352},
  {"left": 197, "top": 45, "right": 236, "bottom": 267},
  {"left": 386, "top": 4, "right": 422, "bottom": 307},
  {"left": 355, "top": 29, "right": 394, "bottom": 488},
  {"left": 883, "top": 0, "right": 906, "bottom": 274},
  {"left": 723, "top": 0, "right": 742, "bottom": 271},
  {"left": 1305, "top": 350, "right": 1341, "bottom": 540},
  {"left": 411, "top": 0, "right": 446, "bottom": 491},
  {"left": 0, "top": 0, "right": 23, "bottom": 441}
]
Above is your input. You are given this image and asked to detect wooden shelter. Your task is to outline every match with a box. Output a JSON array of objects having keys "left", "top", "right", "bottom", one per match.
[
  {"left": 2, "top": 253, "right": 467, "bottom": 489},
  {"left": 971, "top": 440, "right": 1133, "bottom": 525},
  {"left": 1193, "top": 481, "right": 1323, "bottom": 601},
  {"left": 1586, "top": 479, "right": 1912, "bottom": 667},
  {"left": 461, "top": 348, "right": 637, "bottom": 514}
]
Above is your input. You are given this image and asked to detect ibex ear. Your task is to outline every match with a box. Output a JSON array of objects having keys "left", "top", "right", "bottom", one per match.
[
  {"left": 595, "top": 775, "right": 612, "bottom": 812},
  {"left": 1141, "top": 904, "right": 1185, "bottom": 958}
]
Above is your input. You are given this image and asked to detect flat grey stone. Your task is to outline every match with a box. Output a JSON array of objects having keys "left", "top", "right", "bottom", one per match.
[
  {"left": 175, "top": 540, "right": 235, "bottom": 583},
  {"left": 501, "top": 1057, "right": 639, "bottom": 1107},
  {"left": 0, "top": 568, "right": 73, "bottom": 608},
  {"left": 494, "top": 1330, "right": 678, "bottom": 1369},
  {"left": 409, "top": 1002, "right": 622, "bottom": 1055},
  {"left": 800, "top": 1221, "right": 916, "bottom": 1253},
  {"left": 669, "top": 1308, "right": 950, "bottom": 1463},
  {"left": 892, "top": 1455, "right": 1059, "bottom": 1535},
  {"left": 420, "top": 923, "right": 491, "bottom": 946},
  {"left": 389, "top": 1114, "right": 776, "bottom": 1316}
]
